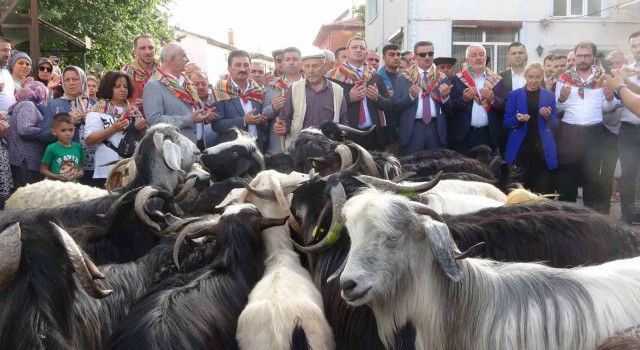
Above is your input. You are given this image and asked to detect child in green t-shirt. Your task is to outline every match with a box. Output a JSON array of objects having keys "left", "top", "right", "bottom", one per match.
[{"left": 40, "top": 113, "right": 85, "bottom": 182}]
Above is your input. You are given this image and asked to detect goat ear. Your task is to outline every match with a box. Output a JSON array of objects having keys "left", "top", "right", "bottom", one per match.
[
  {"left": 162, "top": 140, "right": 184, "bottom": 174},
  {"left": 153, "top": 132, "right": 165, "bottom": 152},
  {"left": 0, "top": 223, "right": 21, "bottom": 292},
  {"left": 422, "top": 220, "right": 462, "bottom": 282}
]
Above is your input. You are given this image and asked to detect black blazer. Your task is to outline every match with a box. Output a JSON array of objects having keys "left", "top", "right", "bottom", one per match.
[
  {"left": 328, "top": 73, "right": 394, "bottom": 129},
  {"left": 499, "top": 69, "right": 513, "bottom": 94}
]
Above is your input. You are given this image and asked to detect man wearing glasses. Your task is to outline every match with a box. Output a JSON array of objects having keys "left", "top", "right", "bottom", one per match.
[
  {"left": 393, "top": 41, "right": 453, "bottom": 155},
  {"left": 554, "top": 41, "right": 619, "bottom": 211},
  {"left": 449, "top": 44, "right": 506, "bottom": 156},
  {"left": 0, "top": 37, "right": 15, "bottom": 111}
]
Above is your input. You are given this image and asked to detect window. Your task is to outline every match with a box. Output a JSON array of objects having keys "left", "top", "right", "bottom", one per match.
[
  {"left": 366, "top": 0, "right": 378, "bottom": 23},
  {"left": 553, "top": 0, "right": 602, "bottom": 17},
  {"left": 451, "top": 28, "right": 518, "bottom": 73}
]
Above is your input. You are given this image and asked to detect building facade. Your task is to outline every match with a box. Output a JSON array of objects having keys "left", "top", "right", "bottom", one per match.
[{"left": 365, "top": 0, "right": 640, "bottom": 72}]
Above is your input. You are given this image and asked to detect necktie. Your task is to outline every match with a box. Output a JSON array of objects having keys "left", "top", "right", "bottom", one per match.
[
  {"left": 357, "top": 68, "right": 366, "bottom": 125},
  {"left": 422, "top": 72, "right": 432, "bottom": 124}
]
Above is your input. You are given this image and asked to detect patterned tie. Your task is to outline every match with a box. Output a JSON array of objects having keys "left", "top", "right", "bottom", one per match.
[
  {"left": 357, "top": 68, "right": 366, "bottom": 125},
  {"left": 422, "top": 72, "right": 432, "bottom": 124}
]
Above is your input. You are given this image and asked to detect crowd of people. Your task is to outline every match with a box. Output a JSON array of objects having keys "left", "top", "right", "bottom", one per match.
[{"left": 0, "top": 32, "right": 638, "bottom": 222}]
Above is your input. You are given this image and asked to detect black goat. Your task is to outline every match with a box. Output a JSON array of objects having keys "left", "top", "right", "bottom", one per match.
[
  {"left": 108, "top": 204, "right": 286, "bottom": 350},
  {"left": 178, "top": 178, "right": 246, "bottom": 216},
  {"left": 445, "top": 201, "right": 640, "bottom": 268},
  {"left": 200, "top": 128, "right": 265, "bottom": 181}
]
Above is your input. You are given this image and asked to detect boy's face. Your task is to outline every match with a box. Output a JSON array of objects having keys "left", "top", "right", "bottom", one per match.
[{"left": 52, "top": 122, "right": 75, "bottom": 144}]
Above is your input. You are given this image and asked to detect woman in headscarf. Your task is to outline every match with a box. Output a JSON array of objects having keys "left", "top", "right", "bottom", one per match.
[
  {"left": 0, "top": 115, "right": 11, "bottom": 209},
  {"left": 31, "top": 57, "right": 63, "bottom": 100},
  {"left": 9, "top": 51, "right": 33, "bottom": 92},
  {"left": 5, "top": 81, "right": 48, "bottom": 189},
  {"left": 39, "top": 66, "right": 98, "bottom": 186}
]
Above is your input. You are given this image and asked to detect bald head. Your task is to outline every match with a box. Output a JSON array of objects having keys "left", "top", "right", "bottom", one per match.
[
  {"left": 159, "top": 42, "right": 188, "bottom": 76},
  {"left": 160, "top": 42, "right": 184, "bottom": 63}
]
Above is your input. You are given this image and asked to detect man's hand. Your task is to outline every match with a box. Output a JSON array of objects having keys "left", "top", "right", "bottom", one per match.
[
  {"left": 439, "top": 83, "right": 452, "bottom": 100},
  {"left": 272, "top": 95, "right": 285, "bottom": 113},
  {"left": 243, "top": 108, "right": 266, "bottom": 125},
  {"left": 349, "top": 83, "right": 366, "bottom": 102},
  {"left": 479, "top": 87, "right": 494, "bottom": 102},
  {"left": 462, "top": 87, "right": 477, "bottom": 103},
  {"left": 274, "top": 117, "right": 286, "bottom": 136},
  {"left": 388, "top": 89, "right": 394, "bottom": 98},
  {"left": 605, "top": 69, "right": 626, "bottom": 93},
  {"left": 409, "top": 83, "right": 421, "bottom": 99},
  {"left": 365, "top": 83, "right": 379, "bottom": 101},
  {"left": 539, "top": 107, "right": 552, "bottom": 119},
  {"left": 603, "top": 86, "right": 615, "bottom": 102},
  {"left": 559, "top": 85, "right": 571, "bottom": 102},
  {"left": 516, "top": 113, "right": 530, "bottom": 122}
]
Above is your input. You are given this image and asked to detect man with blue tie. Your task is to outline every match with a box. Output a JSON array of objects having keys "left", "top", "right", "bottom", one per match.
[
  {"left": 326, "top": 37, "right": 393, "bottom": 150},
  {"left": 393, "top": 41, "right": 453, "bottom": 155}
]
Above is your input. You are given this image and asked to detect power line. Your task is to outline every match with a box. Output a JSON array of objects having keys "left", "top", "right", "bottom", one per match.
[{"left": 552, "top": 0, "right": 638, "bottom": 21}]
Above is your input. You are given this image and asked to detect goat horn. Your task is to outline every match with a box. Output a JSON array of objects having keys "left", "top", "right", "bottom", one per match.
[
  {"left": 158, "top": 216, "right": 203, "bottom": 237},
  {"left": 174, "top": 177, "right": 197, "bottom": 202},
  {"left": 454, "top": 242, "right": 485, "bottom": 260},
  {"left": 50, "top": 222, "right": 112, "bottom": 299},
  {"left": 343, "top": 145, "right": 364, "bottom": 173},
  {"left": 83, "top": 254, "right": 105, "bottom": 279},
  {"left": 134, "top": 187, "right": 172, "bottom": 233},
  {"left": 97, "top": 187, "right": 144, "bottom": 219},
  {"left": 349, "top": 143, "right": 380, "bottom": 177},
  {"left": 409, "top": 201, "right": 445, "bottom": 223},
  {"left": 253, "top": 150, "right": 266, "bottom": 171},
  {"left": 105, "top": 158, "right": 134, "bottom": 193},
  {"left": 243, "top": 181, "right": 277, "bottom": 200},
  {"left": 356, "top": 170, "right": 443, "bottom": 195},
  {"left": 308, "top": 168, "right": 317, "bottom": 181},
  {"left": 173, "top": 216, "right": 220, "bottom": 269},
  {"left": 335, "top": 144, "right": 353, "bottom": 170},
  {"left": 0, "top": 223, "right": 21, "bottom": 292},
  {"left": 392, "top": 171, "right": 416, "bottom": 183},
  {"left": 257, "top": 216, "right": 290, "bottom": 232},
  {"left": 327, "top": 257, "right": 347, "bottom": 284},
  {"left": 338, "top": 124, "right": 376, "bottom": 135},
  {"left": 293, "top": 182, "right": 346, "bottom": 254},
  {"left": 270, "top": 176, "right": 302, "bottom": 235},
  {"left": 311, "top": 200, "right": 332, "bottom": 241}
]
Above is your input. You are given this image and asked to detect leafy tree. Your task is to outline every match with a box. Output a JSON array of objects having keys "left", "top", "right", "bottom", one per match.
[
  {"left": 15, "top": 0, "right": 174, "bottom": 71},
  {"left": 353, "top": 4, "right": 365, "bottom": 23}
]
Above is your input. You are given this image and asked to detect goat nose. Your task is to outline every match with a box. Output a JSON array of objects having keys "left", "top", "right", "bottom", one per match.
[{"left": 340, "top": 278, "right": 357, "bottom": 293}]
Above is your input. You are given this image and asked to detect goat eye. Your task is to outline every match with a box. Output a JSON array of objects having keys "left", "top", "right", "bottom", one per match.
[{"left": 387, "top": 234, "right": 401, "bottom": 242}]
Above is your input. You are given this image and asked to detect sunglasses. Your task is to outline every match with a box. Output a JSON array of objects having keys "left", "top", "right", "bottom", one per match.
[
  {"left": 417, "top": 51, "right": 435, "bottom": 58},
  {"left": 39, "top": 66, "right": 53, "bottom": 72}
]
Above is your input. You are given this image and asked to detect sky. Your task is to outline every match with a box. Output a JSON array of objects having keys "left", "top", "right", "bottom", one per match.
[{"left": 167, "top": 0, "right": 364, "bottom": 55}]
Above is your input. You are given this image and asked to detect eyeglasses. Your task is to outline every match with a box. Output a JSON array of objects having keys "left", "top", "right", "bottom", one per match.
[
  {"left": 575, "top": 54, "right": 593, "bottom": 60},
  {"left": 417, "top": 51, "right": 435, "bottom": 58},
  {"left": 39, "top": 66, "right": 53, "bottom": 72}
]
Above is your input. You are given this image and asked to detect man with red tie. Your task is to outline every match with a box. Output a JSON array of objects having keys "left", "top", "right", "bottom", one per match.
[{"left": 326, "top": 37, "right": 393, "bottom": 151}]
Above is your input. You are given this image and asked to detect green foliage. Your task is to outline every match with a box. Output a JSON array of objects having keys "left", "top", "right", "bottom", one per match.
[
  {"left": 353, "top": 4, "right": 365, "bottom": 23},
  {"left": 18, "top": 0, "right": 174, "bottom": 71}
]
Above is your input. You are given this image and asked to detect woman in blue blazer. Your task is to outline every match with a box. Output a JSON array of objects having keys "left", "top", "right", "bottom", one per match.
[{"left": 504, "top": 62, "right": 559, "bottom": 194}]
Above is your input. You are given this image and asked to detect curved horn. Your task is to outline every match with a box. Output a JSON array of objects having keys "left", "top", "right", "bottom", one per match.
[
  {"left": 0, "top": 223, "right": 21, "bottom": 292},
  {"left": 338, "top": 124, "right": 376, "bottom": 135},
  {"left": 105, "top": 158, "right": 134, "bottom": 193},
  {"left": 174, "top": 177, "right": 197, "bottom": 202},
  {"left": 311, "top": 199, "right": 332, "bottom": 241},
  {"left": 172, "top": 216, "right": 220, "bottom": 269},
  {"left": 50, "top": 222, "right": 112, "bottom": 299},
  {"left": 335, "top": 144, "right": 353, "bottom": 170},
  {"left": 355, "top": 170, "right": 443, "bottom": 195},
  {"left": 158, "top": 216, "right": 203, "bottom": 237},
  {"left": 392, "top": 171, "right": 417, "bottom": 183},
  {"left": 134, "top": 187, "right": 173, "bottom": 233},
  {"left": 270, "top": 176, "right": 302, "bottom": 234},
  {"left": 97, "top": 187, "right": 144, "bottom": 219},
  {"left": 253, "top": 150, "right": 266, "bottom": 171},
  {"left": 343, "top": 145, "right": 364, "bottom": 173},
  {"left": 257, "top": 216, "right": 290, "bottom": 232},
  {"left": 349, "top": 143, "right": 380, "bottom": 177},
  {"left": 408, "top": 201, "right": 446, "bottom": 223},
  {"left": 293, "top": 181, "right": 346, "bottom": 254},
  {"left": 243, "top": 181, "right": 276, "bottom": 200},
  {"left": 327, "top": 257, "right": 347, "bottom": 284}
]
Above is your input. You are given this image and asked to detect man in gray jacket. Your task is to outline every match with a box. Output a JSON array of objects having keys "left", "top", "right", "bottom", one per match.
[{"left": 143, "top": 42, "right": 216, "bottom": 143}]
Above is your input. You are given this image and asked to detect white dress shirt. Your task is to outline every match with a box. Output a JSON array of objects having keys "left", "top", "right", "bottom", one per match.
[
  {"left": 620, "top": 63, "right": 640, "bottom": 124},
  {"left": 348, "top": 63, "right": 373, "bottom": 128},
  {"left": 411, "top": 66, "right": 449, "bottom": 119},
  {"left": 511, "top": 68, "right": 526, "bottom": 90},
  {"left": 470, "top": 70, "right": 489, "bottom": 127},
  {"left": 0, "top": 67, "right": 16, "bottom": 112},
  {"left": 231, "top": 79, "right": 257, "bottom": 136},
  {"left": 555, "top": 68, "right": 619, "bottom": 125}
]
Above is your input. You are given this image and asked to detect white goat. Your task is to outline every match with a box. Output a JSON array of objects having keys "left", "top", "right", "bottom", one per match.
[
  {"left": 427, "top": 179, "right": 507, "bottom": 202},
  {"left": 339, "top": 189, "right": 640, "bottom": 350},
  {"left": 5, "top": 180, "right": 108, "bottom": 209},
  {"left": 417, "top": 191, "right": 504, "bottom": 215},
  {"left": 219, "top": 170, "right": 335, "bottom": 350}
]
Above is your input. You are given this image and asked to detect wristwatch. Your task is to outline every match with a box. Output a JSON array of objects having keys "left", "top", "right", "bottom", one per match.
[{"left": 614, "top": 84, "right": 628, "bottom": 97}]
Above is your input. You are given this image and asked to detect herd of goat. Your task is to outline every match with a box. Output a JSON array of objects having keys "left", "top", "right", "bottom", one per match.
[{"left": 2, "top": 122, "right": 640, "bottom": 349}]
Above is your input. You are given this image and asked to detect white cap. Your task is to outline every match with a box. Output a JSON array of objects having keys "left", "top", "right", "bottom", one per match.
[{"left": 301, "top": 50, "right": 327, "bottom": 60}]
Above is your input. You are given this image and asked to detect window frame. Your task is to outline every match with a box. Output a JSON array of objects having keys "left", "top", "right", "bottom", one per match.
[{"left": 552, "top": 0, "right": 603, "bottom": 18}]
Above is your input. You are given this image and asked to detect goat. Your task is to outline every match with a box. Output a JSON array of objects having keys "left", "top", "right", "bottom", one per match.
[
  {"left": 5, "top": 179, "right": 108, "bottom": 209},
  {"left": 339, "top": 189, "right": 640, "bottom": 350},
  {"left": 597, "top": 324, "right": 640, "bottom": 350},
  {"left": 108, "top": 204, "right": 286, "bottom": 350},
  {"left": 219, "top": 170, "right": 335, "bottom": 350},
  {"left": 200, "top": 128, "right": 265, "bottom": 181}
]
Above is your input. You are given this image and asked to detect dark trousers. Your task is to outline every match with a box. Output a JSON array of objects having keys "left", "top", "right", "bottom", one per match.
[
  {"left": 402, "top": 119, "right": 442, "bottom": 155},
  {"left": 617, "top": 122, "right": 640, "bottom": 222},
  {"left": 80, "top": 170, "right": 107, "bottom": 189},
  {"left": 598, "top": 129, "right": 619, "bottom": 214},
  {"left": 555, "top": 122, "right": 605, "bottom": 209},
  {"left": 451, "top": 126, "right": 491, "bottom": 156},
  {"left": 350, "top": 127, "right": 384, "bottom": 151},
  {"left": 514, "top": 151, "right": 554, "bottom": 194},
  {"left": 10, "top": 160, "right": 43, "bottom": 192}
]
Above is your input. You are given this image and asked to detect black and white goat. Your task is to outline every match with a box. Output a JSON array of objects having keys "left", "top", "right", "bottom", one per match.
[
  {"left": 339, "top": 190, "right": 640, "bottom": 349},
  {"left": 200, "top": 128, "right": 265, "bottom": 181},
  {"left": 108, "top": 204, "right": 286, "bottom": 349}
]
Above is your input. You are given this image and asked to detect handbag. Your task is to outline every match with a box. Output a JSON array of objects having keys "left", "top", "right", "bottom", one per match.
[{"left": 104, "top": 109, "right": 144, "bottom": 158}]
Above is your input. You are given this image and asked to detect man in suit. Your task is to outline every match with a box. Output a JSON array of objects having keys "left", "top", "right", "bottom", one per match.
[
  {"left": 326, "top": 37, "right": 393, "bottom": 150},
  {"left": 143, "top": 42, "right": 216, "bottom": 144},
  {"left": 449, "top": 44, "right": 506, "bottom": 155},
  {"left": 212, "top": 50, "right": 268, "bottom": 151},
  {"left": 498, "top": 41, "right": 528, "bottom": 155},
  {"left": 393, "top": 41, "right": 453, "bottom": 155}
]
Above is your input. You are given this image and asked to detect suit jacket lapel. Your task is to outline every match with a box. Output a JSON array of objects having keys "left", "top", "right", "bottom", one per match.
[{"left": 232, "top": 98, "right": 245, "bottom": 117}]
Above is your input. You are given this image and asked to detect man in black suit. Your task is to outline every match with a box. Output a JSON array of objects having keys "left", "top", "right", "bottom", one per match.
[
  {"left": 497, "top": 42, "right": 528, "bottom": 155},
  {"left": 326, "top": 37, "right": 393, "bottom": 150}
]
